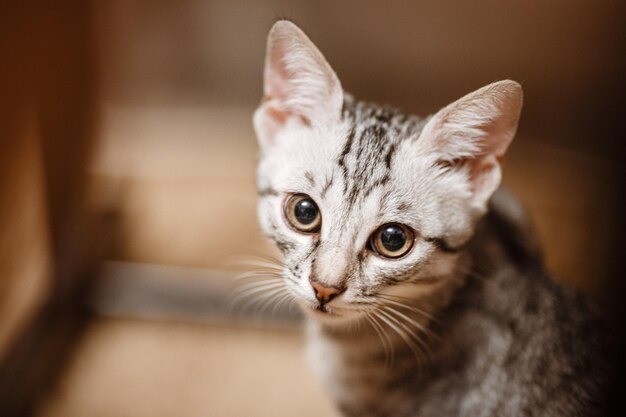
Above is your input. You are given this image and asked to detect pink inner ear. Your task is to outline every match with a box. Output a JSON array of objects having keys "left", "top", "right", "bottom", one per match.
[
  {"left": 259, "top": 39, "right": 328, "bottom": 137},
  {"left": 254, "top": 97, "right": 312, "bottom": 147},
  {"left": 266, "top": 100, "right": 287, "bottom": 124},
  {"left": 265, "top": 45, "right": 291, "bottom": 101},
  {"left": 265, "top": 99, "right": 311, "bottom": 128}
]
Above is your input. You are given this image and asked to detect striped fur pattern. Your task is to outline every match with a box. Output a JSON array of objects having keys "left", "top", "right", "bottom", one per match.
[{"left": 252, "top": 21, "right": 611, "bottom": 417}]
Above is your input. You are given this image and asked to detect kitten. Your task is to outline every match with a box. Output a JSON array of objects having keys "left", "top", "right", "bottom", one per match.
[{"left": 253, "top": 21, "right": 612, "bottom": 417}]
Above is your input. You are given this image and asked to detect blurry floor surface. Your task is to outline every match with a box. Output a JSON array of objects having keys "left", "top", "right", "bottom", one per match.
[{"left": 37, "top": 318, "right": 338, "bottom": 417}]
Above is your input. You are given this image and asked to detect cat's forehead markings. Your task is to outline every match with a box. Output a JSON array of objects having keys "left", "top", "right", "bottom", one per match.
[
  {"left": 334, "top": 96, "right": 424, "bottom": 213},
  {"left": 319, "top": 175, "right": 334, "bottom": 199},
  {"left": 378, "top": 189, "right": 394, "bottom": 214},
  {"left": 304, "top": 171, "right": 316, "bottom": 187},
  {"left": 397, "top": 201, "right": 412, "bottom": 212},
  {"left": 336, "top": 126, "right": 355, "bottom": 195}
]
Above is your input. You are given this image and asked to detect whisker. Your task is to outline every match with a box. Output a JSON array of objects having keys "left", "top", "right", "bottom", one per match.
[
  {"left": 365, "top": 312, "right": 394, "bottom": 368},
  {"left": 377, "top": 294, "right": 441, "bottom": 324},
  {"left": 228, "top": 252, "right": 283, "bottom": 271},
  {"left": 381, "top": 306, "right": 436, "bottom": 365},
  {"left": 229, "top": 281, "right": 286, "bottom": 309},
  {"left": 252, "top": 287, "right": 286, "bottom": 316},
  {"left": 242, "top": 285, "right": 287, "bottom": 316},
  {"left": 234, "top": 260, "right": 283, "bottom": 272},
  {"left": 238, "top": 250, "right": 284, "bottom": 265},
  {"left": 270, "top": 291, "right": 295, "bottom": 318},
  {"left": 230, "top": 249, "right": 282, "bottom": 261},
  {"left": 232, "top": 280, "right": 284, "bottom": 297},
  {"left": 371, "top": 312, "right": 397, "bottom": 366},
  {"left": 348, "top": 314, "right": 362, "bottom": 336},
  {"left": 233, "top": 271, "right": 283, "bottom": 282},
  {"left": 272, "top": 288, "right": 296, "bottom": 317},
  {"left": 231, "top": 278, "right": 283, "bottom": 293},
  {"left": 374, "top": 306, "right": 427, "bottom": 365},
  {"left": 381, "top": 305, "right": 440, "bottom": 343},
  {"left": 233, "top": 270, "right": 282, "bottom": 281}
]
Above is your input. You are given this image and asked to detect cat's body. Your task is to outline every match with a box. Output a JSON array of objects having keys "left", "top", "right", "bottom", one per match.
[{"left": 252, "top": 21, "right": 612, "bottom": 417}]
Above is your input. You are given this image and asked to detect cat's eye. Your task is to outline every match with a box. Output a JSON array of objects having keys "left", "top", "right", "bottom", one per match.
[
  {"left": 284, "top": 194, "right": 322, "bottom": 233},
  {"left": 368, "top": 223, "right": 414, "bottom": 258}
]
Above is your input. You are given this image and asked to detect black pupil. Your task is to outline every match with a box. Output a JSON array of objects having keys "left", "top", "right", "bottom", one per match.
[
  {"left": 380, "top": 225, "right": 406, "bottom": 252},
  {"left": 294, "top": 199, "right": 318, "bottom": 225}
]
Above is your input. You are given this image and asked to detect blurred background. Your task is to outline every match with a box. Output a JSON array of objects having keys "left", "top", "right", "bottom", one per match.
[{"left": 1, "top": 1, "right": 624, "bottom": 416}]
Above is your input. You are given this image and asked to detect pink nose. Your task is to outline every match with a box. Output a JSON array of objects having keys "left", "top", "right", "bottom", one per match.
[{"left": 311, "top": 281, "right": 343, "bottom": 304}]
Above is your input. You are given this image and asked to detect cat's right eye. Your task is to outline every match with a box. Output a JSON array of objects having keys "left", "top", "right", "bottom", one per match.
[
  {"left": 284, "top": 194, "right": 322, "bottom": 233},
  {"left": 368, "top": 223, "right": 415, "bottom": 259}
]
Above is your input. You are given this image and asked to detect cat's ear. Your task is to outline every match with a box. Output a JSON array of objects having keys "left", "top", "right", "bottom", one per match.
[
  {"left": 253, "top": 21, "right": 344, "bottom": 147},
  {"left": 421, "top": 80, "right": 523, "bottom": 214}
]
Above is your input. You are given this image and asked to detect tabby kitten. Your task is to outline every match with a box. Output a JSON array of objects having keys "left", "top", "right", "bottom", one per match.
[{"left": 253, "top": 21, "right": 611, "bottom": 417}]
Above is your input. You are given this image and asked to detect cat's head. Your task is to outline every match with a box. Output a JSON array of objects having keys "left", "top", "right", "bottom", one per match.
[{"left": 253, "top": 21, "right": 522, "bottom": 323}]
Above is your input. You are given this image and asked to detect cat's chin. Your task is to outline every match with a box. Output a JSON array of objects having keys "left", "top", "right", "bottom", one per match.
[{"left": 302, "top": 304, "right": 363, "bottom": 325}]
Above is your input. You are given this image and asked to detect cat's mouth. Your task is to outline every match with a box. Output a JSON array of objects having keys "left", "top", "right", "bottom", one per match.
[
  {"left": 307, "top": 302, "right": 360, "bottom": 321},
  {"left": 316, "top": 304, "right": 329, "bottom": 313},
  {"left": 311, "top": 304, "right": 339, "bottom": 317},
  {"left": 301, "top": 301, "right": 342, "bottom": 318}
]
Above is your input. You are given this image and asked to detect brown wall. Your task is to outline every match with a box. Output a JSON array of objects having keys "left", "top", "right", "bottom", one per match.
[
  {"left": 0, "top": 3, "right": 98, "bottom": 415},
  {"left": 96, "top": 0, "right": 625, "bottom": 158}
]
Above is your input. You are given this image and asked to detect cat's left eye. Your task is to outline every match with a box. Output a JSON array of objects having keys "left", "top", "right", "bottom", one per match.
[
  {"left": 284, "top": 194, "right": 322, "bottom": 233},
  {"left": 368, "top": 223, "right": 415, "bottom": 259}
]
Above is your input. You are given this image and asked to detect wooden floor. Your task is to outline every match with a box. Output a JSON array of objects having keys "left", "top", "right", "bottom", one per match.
[
  {"left": 37, "top": 318, "right": 338, "bottom": 417},
  {"left": 35, "top": 104, "right": 619, "bottom": 417}
]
